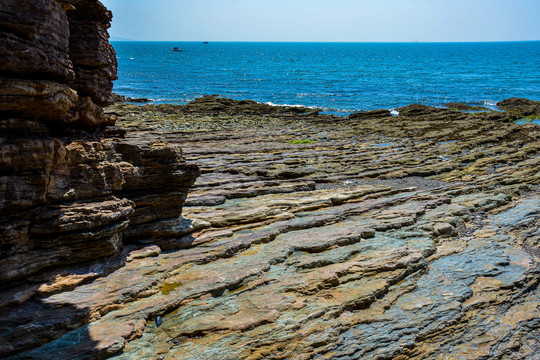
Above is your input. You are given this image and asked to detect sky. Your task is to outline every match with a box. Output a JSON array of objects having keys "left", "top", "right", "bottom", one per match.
[{"left": 101, "top": 0, "right": 540, "bottom": 42}]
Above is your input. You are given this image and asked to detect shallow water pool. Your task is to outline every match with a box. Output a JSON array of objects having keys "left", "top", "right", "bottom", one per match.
[{"left": 515, "top": 119, "right": 540, "bottom": 125}]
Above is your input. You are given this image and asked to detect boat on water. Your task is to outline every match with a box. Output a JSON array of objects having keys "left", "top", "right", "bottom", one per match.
[
  {"left": 172, "top": 47, "right": 182, "bottom": 52},
  {"left": 203, "top": 41, "right": 209, "bottom": 44}
]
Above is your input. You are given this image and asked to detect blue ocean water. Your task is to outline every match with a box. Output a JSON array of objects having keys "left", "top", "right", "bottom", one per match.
[{"left": 112, "top": 41, "right": 540, "bottom": 114}]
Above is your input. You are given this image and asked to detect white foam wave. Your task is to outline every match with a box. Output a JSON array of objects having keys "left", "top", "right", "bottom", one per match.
[
  {"left": 319, "top": 107, "right": 351, "bottom": 114},
  {"left": 265, "top": 101, "right": 318, "bottom": 109},
  {"left": 152, "top": 98, "right": 192, "bottom": 102},
  {"left": 297, "top": 93, "right": 327, "bottom": 97},
  {"left": 265, "top": 102, "right": 355, "bottom": 115},
  {"left": 390, "top": 109, "right": 399, "bottom": 116}
]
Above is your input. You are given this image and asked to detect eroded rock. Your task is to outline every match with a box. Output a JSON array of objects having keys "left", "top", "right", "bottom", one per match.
[
  {"left": 349, "top": 109, "right": 391, "bottom": 120},
  {"left": 497, "top": 97, "right": 540, "bottom": 117},
  {"left": 4, "top": 92, "right": 538, "bottom": 359},
  {"left": 0, "top": 1, "right": 199, "bottom": 291}
]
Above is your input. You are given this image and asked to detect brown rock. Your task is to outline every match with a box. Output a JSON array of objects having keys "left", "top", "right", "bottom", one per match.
[
  {"left": 349, "top": 109, "right": 392, "bottom": 120},
  {"left": 397, "top": 103, "right": 466, "bottom": 121},
  {"left": 0, "top": 0, "right": 199, "bottom": 285},
  {"left": 0, "top": 79, "right": 78, "bottom": 122},
  {"left": 147, "top": 94, "right": 317, "bottom": 116},
  {"left": 497, "top": 97, "right": 540, "bottom": 117},
  {"left": 0, "top": 0, "right": 74, "bottom": 81},
  {"left": 445, "top": 102, "right": 487, "bottom": 111},
  {"left": 0, "top": 198, "right": 133, "bottom": 283},
  {"left": 0, "top": 0, "right": 116, "bottom": 125}
]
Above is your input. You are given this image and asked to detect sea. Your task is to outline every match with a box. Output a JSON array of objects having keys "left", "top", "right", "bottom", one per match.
[{"left": 111, "top": 41, "right": 540, "bottom": 115}]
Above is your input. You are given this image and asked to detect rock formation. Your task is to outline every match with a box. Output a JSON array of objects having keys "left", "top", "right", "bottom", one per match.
[
  {"left": 3, "top": 93, "right": 537, "bottom": 359},
  {"left": 497, "top": 97, "right": 540, "bottom": 118},
  {"left": 0, "top": 0, "right": 199, "bottom": 295},
  {"left": 104, "top": 98, "right": 540, "bottom": 360},
  {"left": 349, "top": 109, "right": 391, "bottom": 119}
]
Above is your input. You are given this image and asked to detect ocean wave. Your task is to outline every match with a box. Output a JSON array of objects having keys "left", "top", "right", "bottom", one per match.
[
  {"left": 151, "top": 98, "right": 191, "bottom": 105},
  {"left": 319, "top": 107, "right": 352, "bottom": 114},
  {"left": 482, "top": 100, "right": 497, "bottom": 106},
  {"left": 265, "top": 101, "right": 315, "bottom": 109},
  {"left": 296, "top": 93, "right": 332, "bottom": 98},
  {"left": 265, "top": 101, "right": 354, "bottom": 115},
  {"left": 464, "top": 99, "right": 500, "bottom": 110},
  {"left": 463, "top": 99, "right": 498, "bottom": 108}
]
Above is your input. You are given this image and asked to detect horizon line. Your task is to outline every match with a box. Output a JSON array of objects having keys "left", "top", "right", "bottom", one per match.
[{"left": 110, "top": 39, "right": 540, "bottom": 43}]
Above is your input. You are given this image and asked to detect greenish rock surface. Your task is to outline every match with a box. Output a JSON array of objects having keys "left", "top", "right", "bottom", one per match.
[{"left": 2, "top": 97, "right": 539, "bottom": 359}]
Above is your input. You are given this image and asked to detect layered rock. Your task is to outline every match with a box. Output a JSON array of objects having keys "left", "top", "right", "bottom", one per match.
[
  {"left": 104, "top": 99, "right": 540, "bottom": 360},
  {"left": 66, "top": 0, "right": 118, "bottom": 106},
  {"left": 497, "top": 97, "right": 540, "bottom": 118},
  {"left": 131, "top": 94, "right": 319, "bottom": 117},
  {"left": 0, "top": 0, "right": 115, "bottom": 126},
  {"left": 348, "top": 108, "right": 391, "bottom": 120},
  {"left": 2, "top": 96, "right": 538, "bottom": 359},
  {"left": 0, "top": 1, "right": 199, "bottom": 287}
]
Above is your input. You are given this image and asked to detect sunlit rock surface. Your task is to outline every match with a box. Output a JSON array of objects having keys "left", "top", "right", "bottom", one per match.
[{"left": 3, "top": 95, "right": 538, "bottom": 359}]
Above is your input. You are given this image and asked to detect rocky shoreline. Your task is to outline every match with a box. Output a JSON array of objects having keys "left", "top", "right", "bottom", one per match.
[
  {"left": 1, "top": 1, "right": 540, "bottom": 359},
  {"left": 4, "top": 92, "right": 540, "bottom": 359},
  {"left": 110, "top": 96, "right": 540, "bottom": 360}
]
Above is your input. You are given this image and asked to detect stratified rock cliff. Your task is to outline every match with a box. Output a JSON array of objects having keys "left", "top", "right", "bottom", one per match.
[{"left": 0, "top": 0, "right": 199, "bottom": 287}]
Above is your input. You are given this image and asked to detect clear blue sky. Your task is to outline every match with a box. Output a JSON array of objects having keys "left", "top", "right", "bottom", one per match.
[{"left": 101, "top": 0, "right": 540, "bottom": 42}]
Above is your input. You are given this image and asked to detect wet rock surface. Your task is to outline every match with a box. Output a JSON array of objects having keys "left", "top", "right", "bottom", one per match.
[{"left": 3, "top": 95, "right": 538, "bottom": 359}]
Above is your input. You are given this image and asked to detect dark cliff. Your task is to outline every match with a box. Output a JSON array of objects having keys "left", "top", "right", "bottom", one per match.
[{"left": 0, "top": 0, "right": 200, "bottom": 286}]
